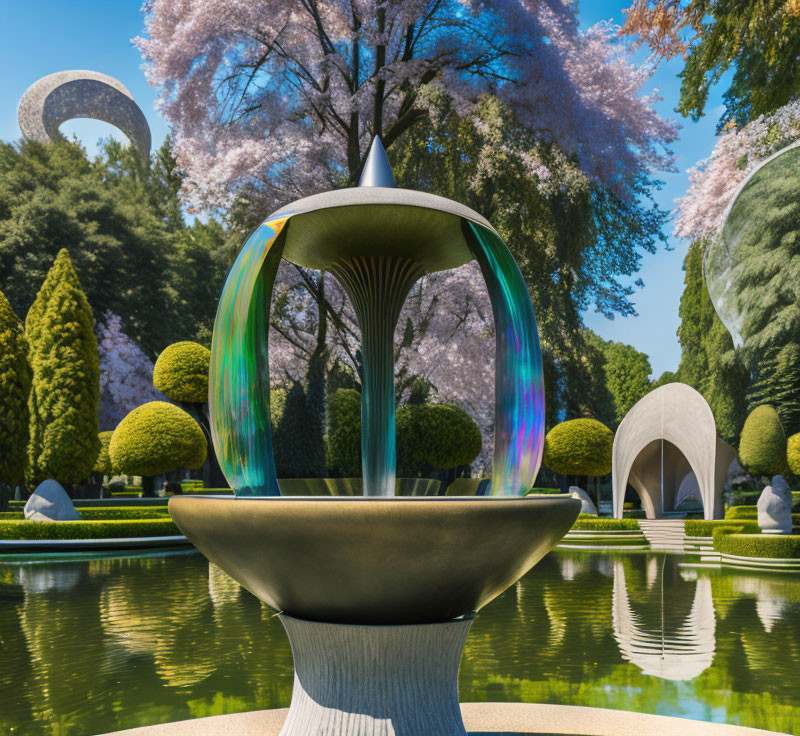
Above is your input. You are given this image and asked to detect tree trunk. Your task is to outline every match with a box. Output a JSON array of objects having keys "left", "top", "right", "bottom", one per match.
[{"left": 141, "top": 476, "right": 156, "bottom": 497}]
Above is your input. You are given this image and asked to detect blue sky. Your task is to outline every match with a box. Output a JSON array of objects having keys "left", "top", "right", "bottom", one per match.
[{"left": 0, "top": 1, "right": 726, "bottom": 378}]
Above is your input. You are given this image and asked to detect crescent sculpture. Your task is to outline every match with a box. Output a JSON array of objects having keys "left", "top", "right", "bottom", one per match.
[{"left": 17, "top": 70, "right": 151, "bottom": 159}]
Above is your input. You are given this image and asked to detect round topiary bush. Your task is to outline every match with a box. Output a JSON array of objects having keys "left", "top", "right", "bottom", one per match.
[
  {"left": 396, "top": 403, "right": 482, "bottom": 474},
  {"left": 153, "top": 342, "right": 211, "bottom": 403},
  {"left": 109, "top": 402, "right": 206, "bottom": 496},
  {"left": 543, "top": 418, "right": 614, "bottom": 477},
  {"left": 787, "top": 433, "right": 800, "bottom": 476},
  {"left": 94, "top": 430, "right": 115, "bottom": 476},
  {"left": 738, "top": 404, "right": 787, "bottom": 477}
]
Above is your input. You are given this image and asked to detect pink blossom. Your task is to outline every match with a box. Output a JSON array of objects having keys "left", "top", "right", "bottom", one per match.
[
  {"left": 675, "top": 99, "right": 800, "bottom": 242},
  {"left": 97, "top": 311, "right": 166, "bottom": 430},
  {"left": 136, "top": 0, "right": 677, "bottom": 212}
]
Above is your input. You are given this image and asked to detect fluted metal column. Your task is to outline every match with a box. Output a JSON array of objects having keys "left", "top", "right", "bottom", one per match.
[{"left": 329, "top": 255, "right": 424, "bottom": 496}]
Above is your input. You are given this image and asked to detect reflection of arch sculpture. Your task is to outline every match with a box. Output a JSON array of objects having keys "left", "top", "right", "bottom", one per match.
[
  {"left": 612, "top": 559, "right": 716, "bottom": 680},
  {"left": 18, "top": 70, "right": 151, "bottom": 159},
  {"left": 612, "top": 383, "right": 735, "bottom": 520}
]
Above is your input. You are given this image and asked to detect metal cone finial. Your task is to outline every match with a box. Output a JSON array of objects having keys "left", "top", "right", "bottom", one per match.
[{"left": 358, "top": 136, "right": 396, "bottom": 188}]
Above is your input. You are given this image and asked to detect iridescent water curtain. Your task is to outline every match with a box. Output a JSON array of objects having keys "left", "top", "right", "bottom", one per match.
[
  {"left": 209, "top": 218, "right": 288, "bottom": 495},
  {"left": 466, "top": 222, "right": 544, "bottom": 495}
]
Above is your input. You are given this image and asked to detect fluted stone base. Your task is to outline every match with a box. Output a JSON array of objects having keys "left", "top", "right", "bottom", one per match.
[{"left": 279, "top": 614, "right": 472, "bottom": 736}]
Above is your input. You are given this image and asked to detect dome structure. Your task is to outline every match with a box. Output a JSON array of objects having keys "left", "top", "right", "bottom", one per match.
[
  {"left": 612, "top": 383, "right": 735, "bottom": 520},
  {"left": 705, "top": 141, "right": 800, "bottom": 348},
  {"left": 209, "top": 138, "right": 545, "bottom": 497}
]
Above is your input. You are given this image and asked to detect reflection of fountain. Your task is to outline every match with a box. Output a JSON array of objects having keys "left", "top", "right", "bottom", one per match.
[
  {"left": 170, "top": 138, "right": 579, "bottom": 735},
  {"left": 612, "top": 559, "right": 716, "bottom": 680}
]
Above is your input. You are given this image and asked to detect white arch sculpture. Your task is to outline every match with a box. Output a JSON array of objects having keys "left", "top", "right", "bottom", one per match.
[{"left": 612, "top": 383, "right": 735, "bottom": 520}]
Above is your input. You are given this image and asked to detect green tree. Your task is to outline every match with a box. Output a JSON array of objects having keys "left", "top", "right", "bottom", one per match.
[
  {"left": 543, "top": 419, "right": 614, "bottom": 478},
  {"left": 26, "top": 249, "right": 100, "bottom": 487},
  {"left": 738, "top": 404, "right": 787, "bottom": 478},
  {"left": 624, "top": 1, "right": 800, "bottom": 129},
  {"left": 787, "top": 433, "right": 800, "bottom": 476},
  {"left": 600, "top": 340, "right": 653, "bottom": 426},
  {"left": 153, "top": 341, "right": 227, "bottom": 487},
  {"left": 0, "top": 138, "right": 226, "bottom": 357},
  {"left": 272, "top": 381, "right": 326, "bottom": 479},
  {"left": 0, "top": 289, "right": 31, "bottom": 510},
  {"left": 109, "top": 401, "right": 207, "bottom": 497},
  {"left": 675, "top": 242, "right": 748, "bottom": 443},
  {"left": 93, "top": 431, "right": 114, "bottom": 478}
]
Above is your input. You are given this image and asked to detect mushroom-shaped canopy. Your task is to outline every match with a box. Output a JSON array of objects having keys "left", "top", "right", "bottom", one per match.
[
  {"left": 209, "top": 138, "right": 544, "bottom": 497},
  {"left": 18, "top": 70, "right": 151, "bottom": 159}
]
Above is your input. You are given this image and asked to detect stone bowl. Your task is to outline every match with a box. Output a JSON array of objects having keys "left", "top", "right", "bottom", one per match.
[{"left": 169, "top": 495, "right": 580, "bottom": 625}]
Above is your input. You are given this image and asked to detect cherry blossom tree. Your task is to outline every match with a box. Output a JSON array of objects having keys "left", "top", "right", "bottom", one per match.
[
  {"left": 97, "top": 312, "right": 165, "bottom": 430},
  {"left": 675, "top": 99, "right": 800, "bottom": 243},
  {"left": 136, "top": 0, "right": 676, "bottom": 212}
]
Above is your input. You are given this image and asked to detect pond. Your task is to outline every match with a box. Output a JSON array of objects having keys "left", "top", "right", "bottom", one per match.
[{"left": 1, "top": 549, "right": 799, "bottom": 735}]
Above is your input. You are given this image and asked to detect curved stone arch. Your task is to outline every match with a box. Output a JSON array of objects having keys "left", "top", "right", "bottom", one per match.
[
  {"left": 612, "top": 383, "right": 734, "bottom": 520},
  {"left": 18, "top": 70, "right": 151, "bottom": 160}
]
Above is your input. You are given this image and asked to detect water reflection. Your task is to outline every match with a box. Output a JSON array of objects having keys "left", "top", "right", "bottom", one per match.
[
  {"left": 0, "top": 550, "right": 798, "bottom": 735},
  {"left": 612, "top": 559, "right": 716, "bottom": 680}
]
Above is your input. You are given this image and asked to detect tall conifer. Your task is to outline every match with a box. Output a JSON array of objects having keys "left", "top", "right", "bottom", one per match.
[{"left": 26, "top": 249, "right": 100, "bottom": 486}]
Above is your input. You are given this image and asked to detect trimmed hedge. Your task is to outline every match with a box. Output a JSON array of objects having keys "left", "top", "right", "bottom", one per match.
[
  {"left": 572, "top": 517, "right": 639, "bottom": 531},
  {"left": 0, "top": 507, "right": 170, "bottom": 521},
  {"left": 524, "top": 487, "right": 562, "bottom": 494},
  {"left": 714, "top": 528, "right": 800, "bottom": 558},
  {"left": 686, "top": 519, "right": 760, "bottom": 537},
  {"left": 110, "top": 401, "right": 207, "bottom": 477},
  {"left": 788, "top": 432, "right": 800, "bottom": 476},
  {"left": 543, "top": 418, "right": 614, "bottom": 476},
  {"left": 0, "top": 518, "right": 179, "bottom": 540},
  {"left": 725, "top": 505, "right": 800, "bottom": 525},
  {"left": 153, "top": 341, "right": 210, "bottom": 403},
  {"left": 326, "top": 389, "right": 362, "bottom": 477}
]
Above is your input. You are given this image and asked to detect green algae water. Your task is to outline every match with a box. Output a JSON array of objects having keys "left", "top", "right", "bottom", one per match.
[{"left": 1, "top": 549, "right": 798, "bottom": 735}]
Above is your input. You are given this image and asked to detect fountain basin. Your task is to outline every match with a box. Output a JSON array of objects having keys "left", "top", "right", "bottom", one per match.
[{"left": 169, "top": 495, "right": 579, "bottom": 625}]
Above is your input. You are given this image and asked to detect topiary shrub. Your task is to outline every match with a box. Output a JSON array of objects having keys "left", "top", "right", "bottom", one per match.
[
  {"left": 26, "top": 249, "right": 100, "bottom": 487},
  {"left": 543, "top": 418, "right": 614, "bottom": 477},
  {"left": 713, "top": 527, "right": 800, "bottom": 558},
  {"left": 788, "top": 432, "right": 800, "bottom": 476},
  {"left": 153, "top": 341, "right": 210, "bottom": 403},
  {"left": 686, "top": 519, "right": 760, "bottom": 537},
  {"left": 396, "top": 403, "right": 481, "bottom": 475},
  {"left": 326, "top": 389, "right": 362, "bottom": 477},
  {"left": 572, "top": 518, "right": 639, "bottom": 531},
  {"left": 738, "top": 404, "right": 787, "bottom": 476},
  {"left": 109, "top": 402, "right": 206, "bottom": 496},
  {"left": 94, "top": 431, "right": 114, "bottom": 477},
  {"left": 0, "top": 289, "right": 31, "bottom": 511}
]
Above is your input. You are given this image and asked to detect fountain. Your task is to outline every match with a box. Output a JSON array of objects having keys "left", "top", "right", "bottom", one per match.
[{"left": 169, "top": 138, "right": 580, "bottom": 736}]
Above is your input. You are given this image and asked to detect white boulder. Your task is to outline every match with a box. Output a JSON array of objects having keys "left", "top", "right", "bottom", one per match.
[
  {"left": 24, "top": 480, "right": 81, "bottom": 521},
  {"left": 569, "top": 486, "right": 598, "bottom": 516},
  {"left": 757, "top": 475, "right": 792, "bottom": 535}
]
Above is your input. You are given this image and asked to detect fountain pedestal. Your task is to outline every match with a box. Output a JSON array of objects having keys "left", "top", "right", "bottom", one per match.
[{"left": 279, "top": 615, "right": 472, "bottom": 736}]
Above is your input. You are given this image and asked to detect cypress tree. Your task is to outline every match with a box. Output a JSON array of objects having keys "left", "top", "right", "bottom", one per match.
[
  {"left": 676, "top": 243, "right": 711, "bottom": 390},
  {"left": 26, "top": 249, "right": 100, "bottom": 487},
  {"left": 0, "top": 290, "right": 31, "bottom": 510},
  {"left": 676, "top": 241, "right": 749, "bottom": 444}
]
